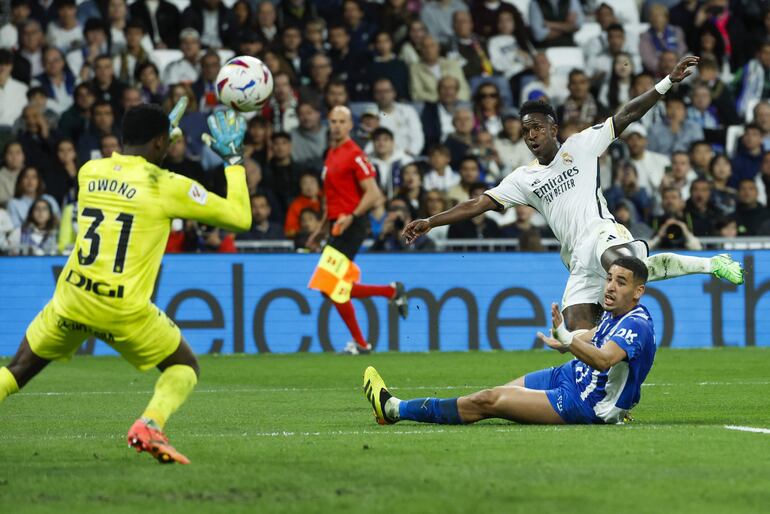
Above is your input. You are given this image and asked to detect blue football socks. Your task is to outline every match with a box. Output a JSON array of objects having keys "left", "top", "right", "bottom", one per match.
[{"left": 398, "top": 397, "right": 463, "bottom": 424}]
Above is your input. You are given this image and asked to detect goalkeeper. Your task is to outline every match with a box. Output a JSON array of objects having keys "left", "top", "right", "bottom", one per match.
[{"left": 0, "top": 102, "right": 251, "bottom": 464}]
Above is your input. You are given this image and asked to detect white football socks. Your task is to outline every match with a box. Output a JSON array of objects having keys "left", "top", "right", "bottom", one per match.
[
  {"left": 644, "top": 253, "right": 711, "bottom": 282},
  {"left": 384, "top": 397, "right": 401, "bottom": 421}
]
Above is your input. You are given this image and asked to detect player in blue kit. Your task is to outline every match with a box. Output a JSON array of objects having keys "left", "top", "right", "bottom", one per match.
[{"left": 364, "top": 256, "right": 655, "bottom": 425}]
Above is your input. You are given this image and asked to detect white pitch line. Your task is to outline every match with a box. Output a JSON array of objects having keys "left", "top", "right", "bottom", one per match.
[{"left": 724, "top": 425, "right": 770, "bottom": 435}]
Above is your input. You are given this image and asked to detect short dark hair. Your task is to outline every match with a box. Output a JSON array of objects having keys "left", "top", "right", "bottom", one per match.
[
  {"left": 299, "top": 207, "right": 320, "bottom": 221},
  {"left": 690, "top": 177, "right": 711, "bottom": 191},
  {"left": 271, "top": 131, "right": 291, "bottom": 142},
  {"left": 610, "top": 256, "right": 648, "bottom": 284},
  {"left": 26, "top": 86, "right": 46, "bottom": 99},
  {"left": 744, "top": 122, "right": 762, "bottom": 133},
  {"left": 689, "top": 140, "right": 711, "bottom": 152},
  {"left": 372, "top": 127, "right": 394, "bottom": 139},
  {"left": 125, "top": 18, "right": 147, "bottom": 32},
  {"left": 519, "top": 100, "right": 557, "bottom": 123},
  {"left": 122, "top": 104, "right": 169, "bottom": 145},
  {"left": 606, "top": 23, "right": 624, "bottom": 34},
  {"left": 0, "top": 49, "right": 12, "bottom": 65}
]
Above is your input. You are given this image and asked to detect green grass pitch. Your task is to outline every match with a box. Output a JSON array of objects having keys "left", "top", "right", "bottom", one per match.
[{"left": 2, "top": 348, "right": 770, "bottom": 514}]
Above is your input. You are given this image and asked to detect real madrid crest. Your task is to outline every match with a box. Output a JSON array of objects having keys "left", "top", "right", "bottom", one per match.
[{"left": 561, "top": 152, "right": 573, "bottom": 165}]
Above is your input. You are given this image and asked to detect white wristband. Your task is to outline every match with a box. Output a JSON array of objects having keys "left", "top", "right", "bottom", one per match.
[
  {"left": 554, "top": 323, "right": 589, "bottom": 348},
  {"left": 655, "top": 75, "right": 673, "bottom": 95}
]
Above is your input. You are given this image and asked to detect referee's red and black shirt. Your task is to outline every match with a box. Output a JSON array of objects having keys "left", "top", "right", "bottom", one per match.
[{"left": 322, "top": 139, "right": 377, "bottom": 220}]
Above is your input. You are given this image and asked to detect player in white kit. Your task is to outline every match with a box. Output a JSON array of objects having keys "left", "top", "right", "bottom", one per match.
[{"left": 403, "top": 55, "right": 744, "bottom": 332}]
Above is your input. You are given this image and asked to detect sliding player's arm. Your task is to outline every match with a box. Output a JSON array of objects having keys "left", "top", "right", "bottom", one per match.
[
  {"left": 612, "top": 55, "right": 698, "bottom": 135},
  {"left": 159, "top": 167, "right": 252, "bottom": 232}
]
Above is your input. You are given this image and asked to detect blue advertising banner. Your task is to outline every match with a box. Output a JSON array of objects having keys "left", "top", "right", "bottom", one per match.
[{"left": 1, "top": 251, "right": 769, "bottom": 356}]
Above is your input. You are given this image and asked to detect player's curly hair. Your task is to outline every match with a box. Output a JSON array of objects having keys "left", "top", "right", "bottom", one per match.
[
  {"left": 519, "top": 100, "right": 558, "bottom": 124},
  {"left": 611, "top": 256, "right": 649, "bottom": 284},
  {"left": 122, "top": 104, "right": 169, "bottom": 146}
]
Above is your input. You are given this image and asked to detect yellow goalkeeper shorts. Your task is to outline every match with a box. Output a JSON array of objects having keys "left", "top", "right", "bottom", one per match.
[{"left": 26, "top": 301, "right": 181, "bottom": 371}]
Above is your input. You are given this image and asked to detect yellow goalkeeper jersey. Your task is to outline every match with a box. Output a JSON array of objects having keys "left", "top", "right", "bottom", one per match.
[{"left": 52, "top": 153, "right": 251, "bottom": 321}]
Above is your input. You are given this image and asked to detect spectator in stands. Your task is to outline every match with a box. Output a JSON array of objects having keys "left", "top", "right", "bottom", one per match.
[
  {"left": 369, "top": 127, "right": 412, "bottom": 198},
  {"left": 474, "top": 129, "right": 502, "bottom": 183},
  {"left": 586, "top": 21, "right": 642, "bottom": 83},
  {"left": 46, "top": 0, "right": 81, "bottom": 52},
  {"left": 239, "top": 193, "right": 284, "bottom": 240},
  {"left": 420, "top": 189, "right": 450, "bottom": 243},
  {"left": 14, "top": 20, "right": 45, "bottom": 83},
  {"left": 280, "top": 0, "right": 317, "bottom": 29},
  {"left": 647, "top": 96, "right": 704, "bottom": 155},
  {"left": 684, "top": 177, "right": 719, "bottom": 236},
  {"left": 662, "top": 150, "right": 700, "bottom": 204},
  {"left": 162, "top": 136, "right": 205, "bottom": 184},
  {"left": 299, "top": 17, "right": 327, "bottom": 63},
  {"left": 256, "top": 1, "right": 278, "bottom": 45},
  {"left": 17, "top": 104, "right": 57, "bottom": 174},
  {"left": 494, "top": 111, "right": 533, "bottom": 176},
  {"left": 604, "top": 160, "right": 652, "bottom": 222},
  {"left": 90, "top": 54, "right": 126, "bottom": 115},
  {"left": 420, "top": 0, "right": 467, "bottom": 46},
  {"left": 107, "top": 0, "right": 136, "bottom": 53},
  {"left": 0, "top": 142, "right": 25, "bottom": 206},
  {"left": 0, "top": 205, "right": 13, "bottom": 253},
  {"left": 624, "top": 123, "right": 670, "bottom": 201},
  {"left": 235, "top": 31, "right": 265, "bottom": 59},
  {"left": 686, "top": 81, "right": 720, "bottom": 132},
  {"left": 114, "top": 19, "right": 150, "bottom": 87},
  {"left": 262, "top": 72, "right": 299, "bottom": 133},
  {"left": 284, "top": 172, "right": 321, "bottom": 238},
  {"left": 444, "top": 107, "right": 475, "bottom": 168},
  {"left": 129, "top": 0, "right": 180, "bottom": 49},
  {"left": 639, "top": 4, "right": 688, "bottom": 74},
  {"left": 8, "top": 166, "right": 60, "bottom": 227},
  {"left": 371, "top": 198, "right": 428, "bottom": 251},
  {"left": 449, "top": 182, "right": 501, "bottom": 238},
  {"left": 709, "top": 153, "right": 737, "bottom": 215},
  {"left": 529, "top": 0, "right": 584, "bottom": 48},
  {"left": 322, "top": 80, "right": 348, "bottom": 118},
  {"left": 730, "top": 124, "right": 764, "bottom": 187},
  {"left": 410, "top": 36, "right": 471, "bottom": 104},
  {"left": 520, "top": 52, "right": 568, "bottom": 108},
  {"left": 342, "top": 0, "right": 377, "bottom": 49},
  {"left": 696, "top": 56, "right": 739, "bottom": 126},
  {"left": 379, "top": 0, "right": 417, "bottom": 47},
  {"left": 76, "top": 101, "right": 116, "bottom": 163},
  {"left": 447, "top": 156, "right": 481, "bottom": 204},
  {"left": 368, "top": 31, "right": 410, "bottom": 101},
  {"left": 8, "top": 197, "right": 58, "bottom": 255},
  {"left": 598, "top": 52, "right": 634, "bottom": 113},
  {"left": 715, "top": 216, "right": 737, "bottom": 237},
  {"left": 373, "top": 78, "right": 424, "bottom": 157},
  {"left": 395, "top": 162, "right": 425, "bottom": 218},
  {"left": 230, "top": 0, "right": 253, "bottom": 36},
  {"left": 487, "top": 9, "right": 532, "bottom": 83},
  {"left": 735, "top": 178, "right": 770, "bottom": 235},
  {"left": 650, "top": 187, "right": 702, "bottom": 250},
  {"left": 631, "top": 71, "right": 665, "bottom": 129},
  {"left": 470, "top": 0, "right": 523, "bottom": 40},
  {"left": 262, "top": 49, "right": 297, "bottom": 88},
  {"left": 0, "top": 50, "right": 29, "bottom": 128},
  {"left": 423, "top": 143, "right": 459, "bottom": 191},
  {"left": 669, "top": 0, "right": 701, "bottom": 52},
  {"left": 100, "top": 133, "right": 120, "bottom": 157},
  {"left": 694, "top": 22, "right": 726, "bottom": 74},
  {"left": 753, "top": 101, "right": 770, "bottom": 151},
  {"left": 612, "top": 200, "right": 654, "bottom": 240},
  {"left": 299, "top": 53, "right": 332, "bottom": 110},
  {"left": 290, "top": 102, "right": 327, "bottom": 172},
  {"left": 279, "top": 25, "right": 304, "bottom": 78},
  {"left": 472, "top": 82, "right": 503, "bottom": 136},
  {"left": 294, "top": 207, "right": 322, "bottom": 251},
  {"left": 269, "top": 131, "right": 304, "bottom": 213},
  {"left": 421, "top": 76, "right": 470, "bottom": 151},
  {"left": 327, "top": 24, "right": 367, "bottom": 101},
  {"left": 135, "top": 61, "right": 167, "bottom": 104},
  {"left": 46, "top": 137, "right": 77, "bottom": 207},
  {"left": 0, "top": 0, "right": 31, "bottom": 50},
  {"left": 689, "top": 140, "right": 713, "bottom": 176},
  {"left": 558, "top": 69, "right": 604, "bottom": 129},
  {"left": 25, "top": 85, "right": 60, "bottom": 130},
  {"left": 733, "top": 41, "right": 770, "bottom": 118},
  {"left": 399, "top": 19, "right": 429, "bottom": 66},
  {"left": 192, "top": 51, "right": 221, "bottom": 114},
  {"left": 500, "top": 204, "right": 544, "bottom": 240},
  {"left": 352, "top": 107, "right": 379, "bottom": 150},
  {"left": 66, "top": 18, "right": 109, "bottom": 83},
  {"left": 163, "top": 28, "right": 201, "bottom": 85},
  {"left": 166, "top": 221, "right": 236, "bottom": 253},
  {"left": 181, "top": 0, "right": 235, "bottom": 49},
  {"left": 447, "top": 10, "right": 493, "bottom": 80},
  {"left": 240, "top": 116, "right": 270, "bottom": 170},
  {"left": 33, "top": 46, "right": 75, "bottom": 115}
]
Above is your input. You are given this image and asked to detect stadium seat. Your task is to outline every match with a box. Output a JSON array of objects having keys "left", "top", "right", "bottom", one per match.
[
  {"left": 544, "top": 47, "right": 585, "bottom": 78},
  {"left": 503, "top": 0, "right": 531, "bottom": 23},
  {"left": 574, "top": 22, "right": 601, "bottom": 49},
  {"left": 725, "top": 124, "right": 745, "bottom": 158},
  {"left": 150, "top": 49, "right": 182, "bottom": 75}
]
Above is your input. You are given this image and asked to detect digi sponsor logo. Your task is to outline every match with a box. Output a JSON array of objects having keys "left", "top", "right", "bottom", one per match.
[{"left": 65, "top": 269, "right": 125, "bottom": 298}]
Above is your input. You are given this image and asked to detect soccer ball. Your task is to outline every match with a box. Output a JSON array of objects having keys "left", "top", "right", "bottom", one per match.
[{"left": 215, "top": 56, "right": 274, "bottom": 112}]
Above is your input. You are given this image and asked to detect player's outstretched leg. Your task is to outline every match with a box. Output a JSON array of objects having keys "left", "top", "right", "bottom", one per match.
[
  {"left": 0, "top": 337, "right": 50, "bottom": 404},
  {"left": 363, "top": 367, "right": 563, "bottom": 425},
  {"left": 644, "top": 253, "right": 744, "bottom": 284},
  {"left": 128, "top": 339, "right": 199, "bottom": 464}
]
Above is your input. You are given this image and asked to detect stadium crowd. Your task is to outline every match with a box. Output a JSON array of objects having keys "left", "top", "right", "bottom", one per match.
[{"left": 1, "top": 0, "right": 770, "bottom": 255}]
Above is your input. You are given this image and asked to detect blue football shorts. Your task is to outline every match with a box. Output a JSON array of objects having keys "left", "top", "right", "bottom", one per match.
[{"left": 523, "top": 362, "right": 598, "bottom": 424}]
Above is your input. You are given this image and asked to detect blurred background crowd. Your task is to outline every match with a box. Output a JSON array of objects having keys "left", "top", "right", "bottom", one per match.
[{"left": 1, "top": 0, "right": 770, "bottom": 256}]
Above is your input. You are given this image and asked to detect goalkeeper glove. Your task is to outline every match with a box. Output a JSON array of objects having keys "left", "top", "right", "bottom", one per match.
[
  {"left": 168, "top": 96, "right": 187, "bottom": 143},
  {"left": 201, "top": 109, "right": 247, "bottom": 166}
]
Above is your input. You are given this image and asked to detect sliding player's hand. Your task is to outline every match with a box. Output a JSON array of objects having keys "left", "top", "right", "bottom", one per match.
[
  {"left": 669, "top": 55, "right": 699, "bottom": 83},
  {"left": 168, "top": 96, "right": 188, "bottom": 143},
  {"left": 402, "top": 219, "right": 431, "bottom": 244},
  {"left": 536, "top": 330, "right": 570, "bottom": 354},
  {"left": 550, "top": 303, "right": 564, "bottom": 329},
  {"left": 202, "top": 109, "right": 247, "bottom": 165}
]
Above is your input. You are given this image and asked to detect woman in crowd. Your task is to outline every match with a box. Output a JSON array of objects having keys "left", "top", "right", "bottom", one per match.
[
  {"left": 243, "top": 116, "right": 272, "bottom": 170},
  {"left": 420, "top": 189, "right": 450, "bottom": 243},
  {"left": 709, "top": 153, "right": 738, "bottom": 215},
  {"left": 379, "top": 0, "right": 417, "bottom": 47},
  {"left": 487, "top": 10, "right": 532, "bottom": 82},
  {"left": 45, "top": 138, "right": 78, "bottom": 208},
  {"left": 135, "top": 61, "right": 167, "bottom": 105},
  {"left": 395, "top": 162, "right": 424, "bottom": 220},
  {"left": 399, "top": 19, "right": 428, "bottom": 66},
  {"left": 0, "top": 142, "right": 26, "bottom": 207},
  {"left": 9, "top": 197, "right": 59, "bottom": 255},
  {"left": 231, "top": 0, "right": 254, "bottom": 34},
  {"left": 472, "top": 82, "right": 504, "bottom": 136},
  {"left": 7, "top": 166, "right": 60, "bottom": 228},
  {"left": 599, "top": 52, "right": 634, "bottom": 113}
]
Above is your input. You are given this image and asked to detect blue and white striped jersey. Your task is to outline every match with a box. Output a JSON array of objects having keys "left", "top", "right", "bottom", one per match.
[{"left": 570, "top": 305, "right": 656, "bottom": 423}]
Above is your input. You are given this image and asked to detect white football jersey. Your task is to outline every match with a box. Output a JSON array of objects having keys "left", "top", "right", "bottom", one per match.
[{"left": 485, "top": 117, "right": 617, "bottom": 268}]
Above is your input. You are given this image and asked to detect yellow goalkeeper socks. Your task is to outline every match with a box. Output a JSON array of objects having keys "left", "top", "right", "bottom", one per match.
[
  {"left": 141, "top": 365, "right": 198, "bottom": 430},
  {"left": 0, "top": 367, "right": 19, "bottom": 403}
]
